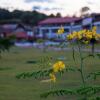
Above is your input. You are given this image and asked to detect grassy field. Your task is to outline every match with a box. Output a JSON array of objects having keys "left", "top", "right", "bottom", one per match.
[{"left": 0, "top": 46, "right": 100, "bottom": 100}]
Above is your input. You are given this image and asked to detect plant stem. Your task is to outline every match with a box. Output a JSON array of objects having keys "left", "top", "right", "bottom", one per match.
[
  {"left": 78, "top": 44, "right": 85, "bottom": 87},
  {"left": 91, "top": 43, "right": 95, "bottom": 56}
]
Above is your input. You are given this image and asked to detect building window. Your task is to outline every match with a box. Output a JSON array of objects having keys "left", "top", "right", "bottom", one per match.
[
  {"left": 42, "top": 29, "right": 49, "bottom": 33},
  {"left": 64, "top": 28, "right": 69, "bottom": 32},
  {"left": 51, "top": 28, "right": 69, "bottom": 33},
  {"left": 63, "top": 23, "right": 70, "bottom": 26},
  {"left": 52, "top": 29, "right": 58, "bottom": 33}
]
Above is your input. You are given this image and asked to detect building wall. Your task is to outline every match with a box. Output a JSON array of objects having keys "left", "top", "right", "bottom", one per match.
[
  {"left": 39, "top": 26, "right": 71, "bottom": 39},
  {"left": 38, "top": 17, "right": 100, "bottom": 39},
  {"left": 93, "top": 21, "right": 100, "bottom": 33},
  {"left": 72, "top": 25, "right": 82, "bottom": 32},
  {"left": 38, "top": 24, "right": 82, "bottom": 39}
]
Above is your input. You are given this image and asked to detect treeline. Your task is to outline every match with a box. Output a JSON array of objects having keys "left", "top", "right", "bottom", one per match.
[{"left": 0, "top": 8, "right": 61, "bottom": 26}]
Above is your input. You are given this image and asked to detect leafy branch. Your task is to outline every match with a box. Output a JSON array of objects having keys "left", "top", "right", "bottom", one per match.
[
  {"left": 87, "top": 71, "right": 100, "bottom": 80},
  {"left": 41, "top": 86, "right": 100, "bottom": 98},
  {"left": 16, "top": 67, "right": 78, "bottom": 79},
  {"left": 16, "top": 68, "right": 52, "bottom": 79},
  {"left": 40, "top": 89, "right": 74, "bottom": 98}
]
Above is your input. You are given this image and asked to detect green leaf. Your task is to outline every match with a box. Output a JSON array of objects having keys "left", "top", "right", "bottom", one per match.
[
  {"left": 86, "top": 71, "right": 100, "bottom": 80},
  {"left": 16, "top": 68, "right": 53, "bottom": 79},
  {"left": 40, "top": 89, "right": 75, "bottom": 98},
  {"left": 40, "top": 86, "right": 100, "bottom": 98},
  {"left": 82, "top": 54, "right": 95, "bottom": 60},
  {"left": 96, "top": 54, "right": 100, "bottom": 59}
]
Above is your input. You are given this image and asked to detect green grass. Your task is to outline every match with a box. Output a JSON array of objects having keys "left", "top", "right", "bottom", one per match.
[{"left": 0, "top": 47, "right": 100, "bottom": 100}]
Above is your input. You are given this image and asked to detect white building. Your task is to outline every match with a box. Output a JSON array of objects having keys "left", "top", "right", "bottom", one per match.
[
  {"left": 37, "top": 14, "right": 100, "bottom": 40},
  {"left": 38, "top": 17, "right": 81, "bottom": 40}
]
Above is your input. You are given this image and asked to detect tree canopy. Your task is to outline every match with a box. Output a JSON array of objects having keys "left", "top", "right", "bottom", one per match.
[{"left": 0, "top": 9, "right": 60, "bottom": 26}]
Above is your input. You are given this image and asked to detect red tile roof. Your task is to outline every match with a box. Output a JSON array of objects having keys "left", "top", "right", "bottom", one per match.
[{"left": 39, "top": 17, "right": 81, "bottom": 25}]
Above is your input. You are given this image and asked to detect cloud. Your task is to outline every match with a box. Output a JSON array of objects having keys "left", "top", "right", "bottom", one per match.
[
  {"left": 0, "top": 0, "right": 100, "bottom": 16},
  {"left": 87, "top": 1, "right": 94, "bottom": 5},
  {"left": 43, "top": 7, "right": 63, "bottom": 11},
  {"left": 33, "top": 6, "right": 41, "bottom": 10},
  {"left": 32, "top": 5, "right": 63, "bottom": 13},
  {"left": 25, "top": 0, "right": 53, "bottom": 3}
]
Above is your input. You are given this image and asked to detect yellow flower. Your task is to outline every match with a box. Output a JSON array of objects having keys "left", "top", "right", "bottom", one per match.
[
  {"left": 81, "top": 29, "right": 87, "bottom": 33},
  {"left": 92, "top": 26, "right": 97, "bottom": 32},
  {"left": 41, "top": 73, "right": 56, "bottom": 83},
  {"left": 67, "top": 31, "right": 83, "bottom": 40},
  {"left": 67, "top": 27, "right": 100, "bottom": 43},
  {"left": 75, "top": 32, "right": 82, "bottom": 40},
  {"left": 67, "top": 34, "right": 74, "bottom": 40},
  {"left": 95, "top": 34, "right": 100, "bottom": 39},
  {"left": 57, "top": 26, "right": 64, "bottom": 34},
  {"left": 53, "top": 61, "right": 65, "bottom": 73},
  {"left": 86, "top": 34, "right": 92, "bottom": 39},
  {"left": 49, "top": 73, "right": 56, "bottom": 82}
]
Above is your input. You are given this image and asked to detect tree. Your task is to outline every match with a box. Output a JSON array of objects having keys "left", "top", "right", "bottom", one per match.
[
  {"left": 0, "top": 37, "right": 13, "bottom": 58},
  {"left": 0, "top": 8, "right": 48, "bottom": 26},
  {"left": 80, "top": 6, "right": 90, "bottom": 17},
  {"left": 0, "top": 8, "right": 12, "bottom": 20},
  {"left": 48, "top": 14, "right": 55, "bottom": 18},
  {"left": 56, "top": 12, "right": 62, "bottom": 17},
  {"left": 12, "top": 10, "right": 24, "bottom": 19},
  {"left": 20, "top": 10, "right": 48, "bottom": 26}
]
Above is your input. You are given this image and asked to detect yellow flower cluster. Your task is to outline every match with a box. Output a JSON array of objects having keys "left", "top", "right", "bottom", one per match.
[
  {"left": 57, "top": 26, "right": 64, "bottom": 34},
  {"left": 53, "top": 61, "right": 65, "bottom": 72},
  {"left": 49, "top": 61, "right": 65, "bottom": 82},
  {"left": 67, "top": 26, "right": 100, "bottom": 44},
  {"left": 41, "top": 61, "right": 65, "bottom": 83}
]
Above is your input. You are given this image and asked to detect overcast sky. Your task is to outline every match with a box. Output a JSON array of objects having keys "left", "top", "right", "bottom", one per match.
[{"left": 0, "top": 0, "right": 100, "bottom": 16}]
